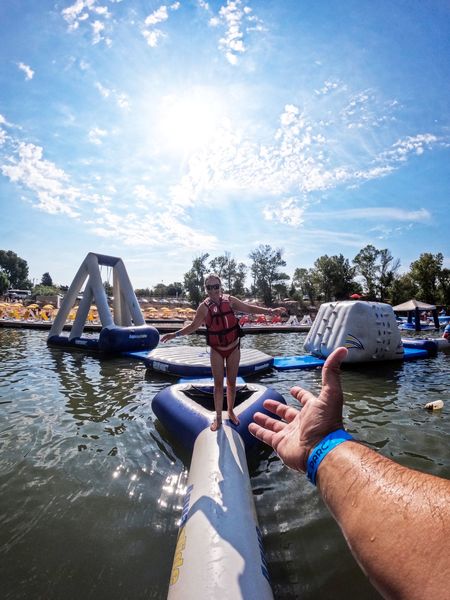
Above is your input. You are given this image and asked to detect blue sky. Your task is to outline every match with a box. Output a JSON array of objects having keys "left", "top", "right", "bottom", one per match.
[{"left": 1, "top": 0, "right": 449, "bottom": 289}]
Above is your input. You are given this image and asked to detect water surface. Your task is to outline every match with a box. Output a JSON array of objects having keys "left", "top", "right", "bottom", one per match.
[{"left": 0, "top": 328, "right": 449, "bottom": 599}]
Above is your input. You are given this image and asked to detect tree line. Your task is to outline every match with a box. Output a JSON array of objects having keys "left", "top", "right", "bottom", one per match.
[{"left": 1, "top": 245, "right": 449, "bottom": 308}]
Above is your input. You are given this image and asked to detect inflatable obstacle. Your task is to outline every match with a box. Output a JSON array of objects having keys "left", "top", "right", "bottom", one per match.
[
  {"left": 305, "top": 300, "right": 404, "bottom": 362},
  {"left": 153, "top": 381, "right": 285, "bottom": 599},
  {"left": 127, "top": 346, "right": 273, "bottom": 377},
  {"left": 47, "top": 253, "right": 159, "bottom": 353},
  {"left": 167, "top": 427, "right": 274, "bottom": 599}
]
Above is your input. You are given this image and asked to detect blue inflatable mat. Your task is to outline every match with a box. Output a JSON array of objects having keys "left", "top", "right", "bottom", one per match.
[
  {"left": 403, "top": 347, "right": 429, "bottom": 360},
  {"left": 273, "top": 355, "right": 325, "bottom": 370},
  {"left": 274, "top": 347, "right": 429, "bottom": 370}
]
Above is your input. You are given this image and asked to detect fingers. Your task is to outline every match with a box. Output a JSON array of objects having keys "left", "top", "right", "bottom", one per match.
[
  {"left": 290, "top": 386, "right": 316, "bottom": 406},
  {"left": 253, "top": 410, "right": 286, "bottom": 432},
  {"left": 262, "top": 399, "right": 299, "bottom": 422},
  {"left": 322, "top": 346, "right": 347, "bottom": 388},
  {"left": 248, "top": 422, "right": 275, "bottom": 447}
]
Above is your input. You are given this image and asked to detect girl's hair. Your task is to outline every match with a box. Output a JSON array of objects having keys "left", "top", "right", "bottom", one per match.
[{"left": 204, "top": 273, "right": 221, "bottom": 286}]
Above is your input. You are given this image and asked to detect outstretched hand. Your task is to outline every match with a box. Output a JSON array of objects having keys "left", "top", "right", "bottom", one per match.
[
  {"left": 160, "top": 332, "right": 176, "bottom": 343},
  {"left": 248, "top": 346, "right": 348, "bottom": 472}
]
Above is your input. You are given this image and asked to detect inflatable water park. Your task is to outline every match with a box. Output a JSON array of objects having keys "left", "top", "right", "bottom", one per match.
[{"left": 19, "top": 253, "right": 450, "bottom": 598}]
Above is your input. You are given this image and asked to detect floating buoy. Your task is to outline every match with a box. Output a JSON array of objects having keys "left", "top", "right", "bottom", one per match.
[{"left": 424, "top": 400, "right": 444, "bottom": 410}]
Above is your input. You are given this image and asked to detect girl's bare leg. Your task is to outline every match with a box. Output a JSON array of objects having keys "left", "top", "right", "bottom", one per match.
[
  {"left": 225, "top": 346, "right": 240, "bottom": 425},
  {"left": 210, "top": 348, "right": 225, "bottom": 431}
]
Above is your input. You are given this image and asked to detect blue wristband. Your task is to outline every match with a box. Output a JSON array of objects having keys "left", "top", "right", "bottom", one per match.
[{"left": 306, "top": 429, "right": 354, "bottom": 485}]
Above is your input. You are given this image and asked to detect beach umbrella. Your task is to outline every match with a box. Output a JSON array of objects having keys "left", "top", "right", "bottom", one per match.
[
  {"left": 28, "top": 304, "right": 40, "bottom": 309},
  {"left": 43, "top": 304, "right": 54, "bottom": 309},
  {"left": 350, "top": 294, "right": 362, "bottom": 300}
]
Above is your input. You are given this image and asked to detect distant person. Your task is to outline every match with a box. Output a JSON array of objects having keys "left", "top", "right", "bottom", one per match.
[
  {"left": 161, "top": 274, "right": 286, "bottom": 431},
  {"left": 249, "top": 347, "right": 449, "bottom": 600}
]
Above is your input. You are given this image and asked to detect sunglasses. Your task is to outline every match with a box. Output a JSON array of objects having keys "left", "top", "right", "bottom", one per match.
[{"left": 206, "top": 284, "right": 220, "bottom": 290}]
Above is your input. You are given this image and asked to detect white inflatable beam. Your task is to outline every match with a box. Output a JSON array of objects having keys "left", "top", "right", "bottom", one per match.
[{"left": 168, "top": 426, "right": 273, "bottom": 600}]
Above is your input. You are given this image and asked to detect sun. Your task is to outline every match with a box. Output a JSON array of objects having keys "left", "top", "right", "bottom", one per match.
[{"left": 157, "top": 87, "right": 227, "bottom": 154}]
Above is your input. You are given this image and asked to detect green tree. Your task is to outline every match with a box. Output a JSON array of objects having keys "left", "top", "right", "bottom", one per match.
[
  {"left": 166, "top": 282, "right": 184, "bottom": 298},
  {"left": 353, "top": 245, "right": 380, "bottom": 299},
  {"left": 209, "top": 252, "right": 247, "bottom": 296},
  {"left": 41, "top": 272, "right": 53, "bottom": 287},
  {"left": 353, "top": 245, "right": 400, "bottom": 300},
  {"left": 409, "top": 253, "right": 443, "bottom": 303},
  {"left": 390, "top": 274, "right": 419, "bottom": 306},
  {"left": 153, "top": 283, "right": 168, "bottom": 298},
  {"left": 312, "top": 254, "right": 357, "bottom": 301},
  {"left": 437, "top": 268, "right": 450, "bottom": 306},
  {"left": 33, "top": 285, "right": 59, "bottom": 297},
  {"left": 134, "top": 287, "right": 152, "bottom": 298},
  {"left": 249, "top": 245, "right": 288, "bottom": 305},
  {"left": 378, "top": 249, "right": 401, "bottom": 301},
  {"left": 184, "top": 253, "right": 210, "bottom": 306},
  {"left": 0, "top": 250, "right": 31, "bottom": 289},
  {"left": 292, "top": 267, "right": 317, "bottom": 302},
  {"left": 231, "top": 262, "right": 247, "bottom": 296},
  {"left": 103, "top": 280, "right": 113, "bottom": 297},
  {"left": 0, "top": 271, "right": 10, "bottom": 295}
]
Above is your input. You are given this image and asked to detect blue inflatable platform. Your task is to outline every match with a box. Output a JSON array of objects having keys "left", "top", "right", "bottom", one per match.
[{"left": 126, "top": 346, "right": 273, "bottom": 377}]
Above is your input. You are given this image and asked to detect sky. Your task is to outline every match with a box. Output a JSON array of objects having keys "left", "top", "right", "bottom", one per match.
[{"left": 1, "top": 0, "right": 449, "bottom": 290}]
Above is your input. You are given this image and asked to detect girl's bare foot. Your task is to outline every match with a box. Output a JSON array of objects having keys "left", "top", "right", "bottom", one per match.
[
  {"left": 210, "top": 416, "right": 222, "bottom": 431},
  {"left": 228, "top": 410, "right": 240, "bottom": 426}
]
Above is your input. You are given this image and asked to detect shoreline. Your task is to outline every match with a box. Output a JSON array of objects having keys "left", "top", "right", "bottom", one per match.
[{"left": 0, "top": 318, "right": 311, "bottom": 335}]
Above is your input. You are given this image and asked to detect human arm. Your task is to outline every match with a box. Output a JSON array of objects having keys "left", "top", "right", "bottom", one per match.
[
  {"left": 229, "top": 296, "right": 287, "bottom": 317},
  {"left": 160, "top": 304, "right": 208, "bottom": 343},
  {"left": 248, "top": 347, "right": 450, "bottom": 600}
]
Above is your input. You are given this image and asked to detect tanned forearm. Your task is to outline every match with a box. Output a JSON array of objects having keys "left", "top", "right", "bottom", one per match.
[{"left": 317, "top": 442, "right": 450, "bottom": 600}]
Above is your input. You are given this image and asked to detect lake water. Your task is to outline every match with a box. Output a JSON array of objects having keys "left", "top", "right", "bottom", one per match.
[{"left": 1, "top": 327, "right": 449, "bottom": 600}]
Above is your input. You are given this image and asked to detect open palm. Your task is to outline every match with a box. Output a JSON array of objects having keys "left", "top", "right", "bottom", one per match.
[{"left": 249, "top": 347, "right": 348, "bottom": 472}]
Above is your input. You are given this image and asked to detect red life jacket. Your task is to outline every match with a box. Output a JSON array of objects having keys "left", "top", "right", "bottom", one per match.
[{"left": 204, "top": 295, "right": 242, "bottom": 348}]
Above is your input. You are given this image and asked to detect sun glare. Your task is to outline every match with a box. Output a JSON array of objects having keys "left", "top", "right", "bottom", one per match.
[{"left": 157, "top": 89, "right": 227, "bottom": 153}]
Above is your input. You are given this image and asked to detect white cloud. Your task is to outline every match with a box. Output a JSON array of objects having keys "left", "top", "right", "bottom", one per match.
[
  {"left": 88, "top": 127, "right": 108, "bottom": 145},
  {"left": 211, "top": 0, "right": 265, "bottom": 64},
  {"left": 143, "top": 29, "right": 165, "bottom": 47},
  {"left": 95, "top": 82, "right": 130, "bottom": 110},
  {"left": 263, "top": 197, "right": 306, "bottom": 226},
  {"left": 95, "top": 82, "right": 110, "bottom": 98},
  {"left": 62, "top": 0, "right": 111, "bottom": 45},
  {"left": 310, "top": 207, "right": 431, "bottom": 222},
  {"left": 89, "top": 205, "right": 217, "bottom": 250},
  {"left": 145, "top": 6, "right": 169, "bottom": 26},
  {"left": 382, "top": 134, "right": 439, "bottom": 162},
  {"left": 1, "top": 142, "right": 81, "bottom": 217},
  {"left": 91, "top": 20, "right": 105, "bottom": 44},
  {"left": 315, "top": 80, "right": 345, "bottom": 96},
  {"left": 18, "top": 62, "right": 34, "bottom": 80},
  {"left": 142, "top": 3, "right": 180, "bottom": 47},
  {"left": 168, "top": 91, "right": 446, "bottom": 216}
]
